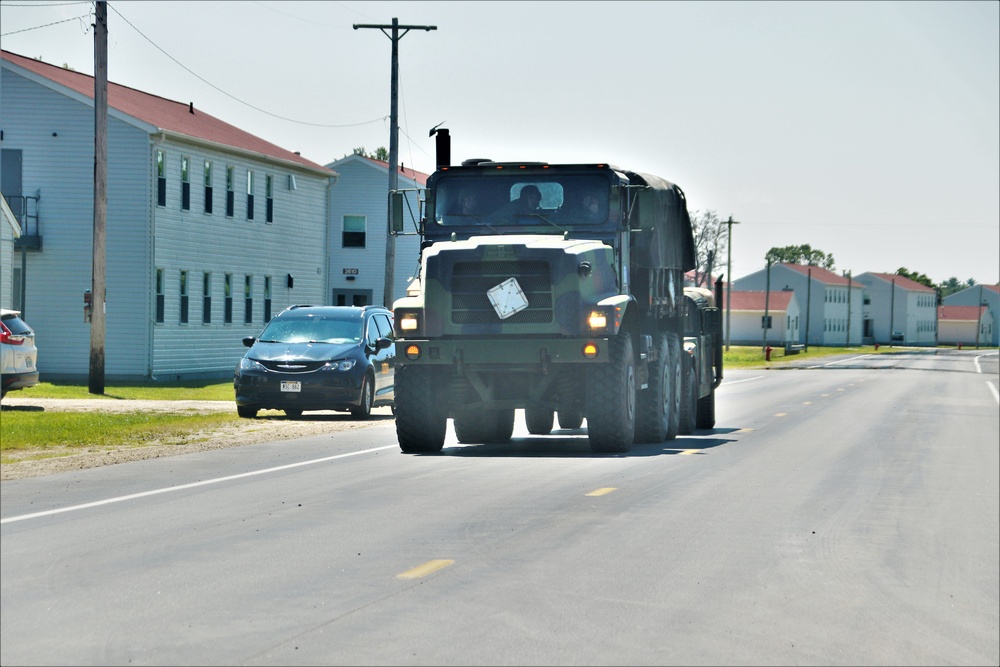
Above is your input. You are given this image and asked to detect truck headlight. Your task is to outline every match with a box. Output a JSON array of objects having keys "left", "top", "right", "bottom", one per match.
[
  {"left": 588, "top": 310, "right": 608, "bottom": 330},
  {"left": 397, "top": 312, "right": 420, "bottom": 334}
]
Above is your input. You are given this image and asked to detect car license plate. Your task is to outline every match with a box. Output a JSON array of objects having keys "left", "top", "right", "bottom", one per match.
[{"left": 280, "top": 381, "right": 301, "bottom": 393}]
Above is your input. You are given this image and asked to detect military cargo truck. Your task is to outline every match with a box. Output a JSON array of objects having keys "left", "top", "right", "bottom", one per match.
[
  {"left": 679, "top": 282, "right": 724, "bottom": 435},
  {"left": 390, "top": 141, "right": 720, "bottom": 453}
]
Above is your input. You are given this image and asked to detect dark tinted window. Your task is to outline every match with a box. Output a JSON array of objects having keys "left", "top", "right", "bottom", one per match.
[{"left": 1, "top": 313, "right": 33, "bottom": 335}]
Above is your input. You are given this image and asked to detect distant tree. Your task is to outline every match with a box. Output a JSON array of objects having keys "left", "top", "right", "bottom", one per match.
[
  {"left": 689, "top": 210, "right": 728, "bottom": 286},
  {"left": 894, "top": 267, "right": 934, "bottom": 289},
  {"left": 938, "top": 276, "right": 977, "bottom": 299},
  {"left": 765, "top": 244, "right": 835, "bottom": 270},
  {"left": 350, "top": 146, "right": 389, "bottom": 161}
]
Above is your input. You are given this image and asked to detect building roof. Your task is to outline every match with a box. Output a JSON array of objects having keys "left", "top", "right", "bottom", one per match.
[
  {"left": 2, "top": 49, "right": 333, "bottom": 175},
  {"left": 780, "top": 263, "right": 854, "bottom": 286},
  {"left": 938, "top": 305, "right": 986, "bottom": 322},
  {"left": 725, "top": 290, "right": 794, "bottom": 311},
  {"left": 360, "top": 156, "right": 430, "bottom": 186},
  {"left": 857, "top": 271, "right": 936, "bottom": 292}
]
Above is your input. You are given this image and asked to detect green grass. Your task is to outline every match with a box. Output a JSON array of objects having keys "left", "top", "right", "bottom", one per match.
[
  {"left": 721, "top": 344, "right": 885, "bottom": 369},
  {"left": 0, "top": 411, "right": 242, "bottom": 463},
  {"left": 1, "top": 380, "right": 238, "bottom": 462},
  {"left": 11, "top": 379, "right": 234, "bottom": 401}
]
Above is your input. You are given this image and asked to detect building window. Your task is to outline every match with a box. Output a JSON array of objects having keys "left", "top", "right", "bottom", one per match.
[
  {"left": 244, "top": 274, "right": 253, "bottom": 324},
  {"left": 202, "top": 272, "right": 212, "bottom": 324},
  {"left": 226, "top": 166, "right": 235, "bottom": 217},
  {"left": 156, "top": 150, "right": 166, "bottom": 207},
  {"left": 181, "top": 155, "right": 190, "bottom": 210},
  {"left": 179, "top": 270, "right": 189, "bottom": 324},
  {"left": 264, "top": 276, "right": 272, "bottom": 322},
  {"left": 204, "top": 160, "right": 213, "bottom": 214},
  {"left": 224, "top": 273, "right": 233, "bottom": 324},
  {"left": 343, "top": 215, "right": 366, "bottom": 248},
  {"left": 246, "top": 170, "right": 255, "bottom": 221},
  {"left": 155, "top": 268, "right": 165, "bottom": 323},
  {"left": 266, "top": 174, "right": 274, "bottom": 223}
]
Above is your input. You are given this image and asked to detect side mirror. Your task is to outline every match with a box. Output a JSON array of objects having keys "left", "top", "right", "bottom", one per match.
[
  {"left": 704, "top": 308, "right": 721, "bottom": 336},
  {"left": 375, "top": 337, "right": 393, "bottom": 351},
  {"left": 242, "top": 336, "right": 256, "bottom": 348},
  {"left": 390, "top": 192, "right": 405, "bottom": 233}
]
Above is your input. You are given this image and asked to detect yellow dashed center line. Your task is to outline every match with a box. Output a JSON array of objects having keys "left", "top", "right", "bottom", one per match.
[
  {"left": 586, "top": 487, "right": 617, "bottom": 496},
  {"left": 397, "top": 559, "right": 454, "bottom": 579},
  {"left": 775, "top": 413, "right": 787, "bottom": 417}
]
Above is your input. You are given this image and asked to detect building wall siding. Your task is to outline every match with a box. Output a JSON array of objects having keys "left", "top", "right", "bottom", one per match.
[
  {"left": 151, "top": 141, "right": 330, "bottom": 378},
  {"left": 1, "top": 69, "right": 153, "bottom": 377},
  {"left": 2, "top": 63, "right": 332, "bottom": 381},
  {"left": 327, "top": 156, "right": 422, "bottom": 307}
]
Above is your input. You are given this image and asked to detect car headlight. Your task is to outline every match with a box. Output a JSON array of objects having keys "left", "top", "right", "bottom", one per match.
[
  {"left": 239, "top": 357, "right": 266, "bottom": 372},
  {"left": 324, "top": 359, "right": 356, "bottom": 371}
]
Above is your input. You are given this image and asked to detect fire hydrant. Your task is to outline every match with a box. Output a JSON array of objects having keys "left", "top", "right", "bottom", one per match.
[
  {"left": 874, "top": 343, "right": 880, "bottom": 351},
  {"left": 765, "top": 345, "right": 773, "bottom": 361}
]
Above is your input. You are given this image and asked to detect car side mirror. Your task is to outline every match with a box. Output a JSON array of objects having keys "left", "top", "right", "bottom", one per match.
[
  {"left": 242, "top": 336, "right": 256, "bottom": 348},
  {"left": 375, "top": 337, "right": 393, "bottom": 351}
]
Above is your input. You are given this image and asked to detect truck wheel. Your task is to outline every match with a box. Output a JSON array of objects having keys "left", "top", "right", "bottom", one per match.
[
  {"left": 587, "top": 333, "right": 636, "bottom": 453},
  {"left": 557, "top": 409, "right": 584, "bottom": 430},
  {"left": 696, "top": 387, "right": 716, "bottom": 430},
  {"left": 525, "top": 406, "right": 554, "bottom": 435},
  {"left": 678, "top": 355, "right": 697, "bottom": 435},
  {"left": 395, "top": 365, "right": 447, "bottom": 453},
  {"left": 455, "top": 408, "right": 515, "bottom": 443},
  {"left": 636, "top": 333, "right": 681, "bottom": 443}
]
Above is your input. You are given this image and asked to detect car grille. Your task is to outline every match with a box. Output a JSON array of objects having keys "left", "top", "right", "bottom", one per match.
[
  {"left": 258, "top": 360, "right": 327, "bottom": 373},
  {"left": 451, "top": 260, "right": 553, "bottom": 325}
]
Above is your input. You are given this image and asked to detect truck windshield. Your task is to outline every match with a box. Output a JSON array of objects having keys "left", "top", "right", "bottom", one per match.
[{"left": 433, "top": 174, "right": 610, "bottom": 227}]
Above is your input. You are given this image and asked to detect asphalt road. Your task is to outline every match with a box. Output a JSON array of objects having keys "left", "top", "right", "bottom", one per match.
[{"left": 2, "top": 349, "right": 998, "bottom": 666}]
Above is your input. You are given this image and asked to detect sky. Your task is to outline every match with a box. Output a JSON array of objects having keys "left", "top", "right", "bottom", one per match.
[{"left": 2, "top": 0, "right": 998, "bottom": 285}]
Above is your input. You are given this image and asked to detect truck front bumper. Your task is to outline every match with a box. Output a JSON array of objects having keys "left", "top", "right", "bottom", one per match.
[{"left": 396, "top": 337, "right": 611, "bottom": 368}]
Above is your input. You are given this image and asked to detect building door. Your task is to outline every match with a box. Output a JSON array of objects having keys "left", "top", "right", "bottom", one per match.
[{"left": 332, "top": 289, "right": 373, "bottom": 307}]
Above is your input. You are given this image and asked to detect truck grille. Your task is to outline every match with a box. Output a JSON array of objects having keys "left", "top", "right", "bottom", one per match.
[{"left": 451, "top": 260, "right": 553, "bottom": 324}]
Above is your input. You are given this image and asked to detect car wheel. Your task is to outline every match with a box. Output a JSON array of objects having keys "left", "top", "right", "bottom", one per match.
[
  {"left": 351, "top": 373, "right": 374, "bottom": 419},
  {"left": 237, "top": 405, "right": 259, "bottom": 419}
]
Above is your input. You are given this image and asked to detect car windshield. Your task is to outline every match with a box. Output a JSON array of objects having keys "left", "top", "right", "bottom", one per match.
[
  {"left": 433, "top": 174, "right": 610, "bottom": 227},
  {"left": 257, "top": 316, "right": 362, "bottom": 344}
]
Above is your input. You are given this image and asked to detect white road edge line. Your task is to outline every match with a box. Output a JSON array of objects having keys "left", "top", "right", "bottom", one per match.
[
  {"left": 1, "top": 444, "right": 398, "bottom": 525},
  {"left": 823, "top": 355, "right": 872, "bottom": 367},
  {"left": 723, "top": 375, "right": 766, "bottom": 385},
  {"left": 987, "top": 380, "right": 999, "bottom": 406}
]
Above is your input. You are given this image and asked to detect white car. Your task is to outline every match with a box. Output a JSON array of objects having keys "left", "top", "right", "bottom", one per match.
[{"left": 1, "top": 309, "right": 39, "bottom": 399}]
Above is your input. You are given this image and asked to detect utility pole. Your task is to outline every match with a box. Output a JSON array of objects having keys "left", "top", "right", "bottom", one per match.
[
  {"left": 762, "top": 258, "right": 771, "bottom": 351},
  {"left": 89, "top": 0, "right": 107, "bottom": 395},
  {"left": 804, "top": 267, "right": 812, "bottom": 352},
  {"left": 724, "top": 216, "right": 740, "bottom": 350},
  {"left": 844, "top": 269, "right": 852, "bottom": 347},
  {"left": 889, "top": 276, "right": 896, "bottom": 347},
  {"left": 354, "top": 18, "right": 436, "bottom": 308}
]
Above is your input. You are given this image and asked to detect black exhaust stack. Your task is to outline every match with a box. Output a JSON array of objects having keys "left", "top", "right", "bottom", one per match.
[{"left": 431, "top": 127, "right": 450, "bottom": 168}]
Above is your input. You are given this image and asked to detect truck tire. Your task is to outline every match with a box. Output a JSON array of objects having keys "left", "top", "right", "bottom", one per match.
[
  {"left": 678, "top": 355, "right": 697, "bottom": 435},
  {"left": 587, "top": 333, "right": 636, "bottom": 453},
  {"left": 525, "top": 406, "right": 554, "bottom": 435},
  {"left": 455, "top": 408, "right": 516, "bottom": 443},
  {"left": 557, "top": 410, "right": 584, "bottom": 430},
  {"left": 395, "top": 365, "right": 447, "bottom": 453},
  {"left": 696, "top": 387, "right": 716, "bottom": 430},
  {"left": 635, "top": 333, "right": 681, "bottom": 443}
]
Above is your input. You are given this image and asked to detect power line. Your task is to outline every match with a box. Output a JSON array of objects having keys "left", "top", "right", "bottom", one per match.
[
  {"left": 0, "top": 13, "right": 89, "bottom": 36},
  {"left": 108, "top": 2, "right": 387, "bottom": 129}
]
